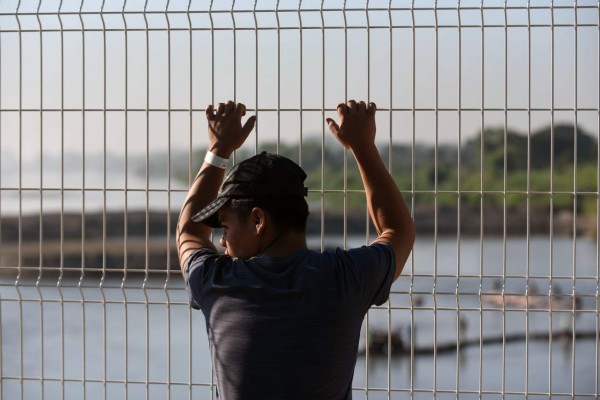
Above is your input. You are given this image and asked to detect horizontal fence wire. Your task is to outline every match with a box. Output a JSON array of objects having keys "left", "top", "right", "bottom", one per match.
[{"left": 0, "top": 1, "right": 599, "bottom": 399}]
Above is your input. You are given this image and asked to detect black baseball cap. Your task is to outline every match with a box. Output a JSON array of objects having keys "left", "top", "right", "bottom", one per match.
[{"left": 192, "top": 151, "right": 308, "bottom": 228}]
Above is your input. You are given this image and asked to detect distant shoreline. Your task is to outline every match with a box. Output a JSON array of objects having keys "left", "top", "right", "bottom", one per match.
[
  {"left": 0, "top": 207, "right": 595, "bottom": 271},
  {"left": 0, "top": 205, "right": 594, "bottom": 243}
]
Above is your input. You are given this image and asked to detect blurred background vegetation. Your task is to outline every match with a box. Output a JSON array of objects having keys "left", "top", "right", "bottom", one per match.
[{"left": 178, "top": 123, "right": 597, "bottom": 219}]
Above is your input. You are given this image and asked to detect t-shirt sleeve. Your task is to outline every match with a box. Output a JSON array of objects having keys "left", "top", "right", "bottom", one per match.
[
  {"left": 183, "top": 247, "right": 220, "bottom": 310},
  {"left": 337, "top": 242, "right": 396, "bottom": 308}
]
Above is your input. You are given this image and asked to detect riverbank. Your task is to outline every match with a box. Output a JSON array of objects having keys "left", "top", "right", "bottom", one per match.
[
  {"left": 0, "top": 204, "right": 594, "bottom": 242},
  {"left": 0, "top": 206, "right": 595, "bottom": 270}
]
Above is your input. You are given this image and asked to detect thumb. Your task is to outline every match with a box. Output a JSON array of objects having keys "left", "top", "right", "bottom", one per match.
[
  {"left": 242, "top": 115, "right": 257, "bottom": 136},
  {"left": 326, "top": 118, "right": 339, "bottom": 135}
]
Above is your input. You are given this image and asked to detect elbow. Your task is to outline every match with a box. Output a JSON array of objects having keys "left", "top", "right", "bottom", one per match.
[
  {"left": 406, "top": 218, "right": 416, "bottom": 249},
  {"left": 391, "top": 219, "right": 415, "bottom": 280},
  {"left": 176, "top": 216, "right": 200, "bottom": 241},
  {"left": 378, "top": 218, "right": 415, "bottom": 250},
  {"left": 175, "top": 220, "right": 186, "bottom": 246}
]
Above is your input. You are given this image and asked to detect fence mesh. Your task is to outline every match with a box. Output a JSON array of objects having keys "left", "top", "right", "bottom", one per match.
[{"left": 0, "top": 1, "right": 599, "bottom": 399}]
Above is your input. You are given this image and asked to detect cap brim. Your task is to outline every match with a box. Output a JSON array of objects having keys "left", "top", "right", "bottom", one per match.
[{"left": 191, "top": 196, "right": 229, "bottom": 228}]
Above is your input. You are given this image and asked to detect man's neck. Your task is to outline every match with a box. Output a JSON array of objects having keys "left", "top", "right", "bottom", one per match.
[{"left": 260, "top": 230, "right": 307, "bottom": 258}]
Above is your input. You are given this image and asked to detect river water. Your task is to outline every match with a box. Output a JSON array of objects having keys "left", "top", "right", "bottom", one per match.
[{"left": 1, "top": 235, "right": 598, "bottom": 399}]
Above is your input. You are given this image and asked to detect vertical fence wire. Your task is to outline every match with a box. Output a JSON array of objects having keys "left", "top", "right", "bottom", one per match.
[
  {"left": 433, "top": 1, "right": 440, "bottom": 395},
  {"left": 525, "top": 1, "right": 532, "bottom": 397},
  {"left": 165, "top": 2, "right": 173, "bottom": 399},
  {"left": 185, "top": 1, "right": 193, "bottom": 396},
  {"left": 456, "top": 2, "right": 463, "bottom": 398},
  {"left": 58, "top": 3, "right": 66, "bottom": 397},
  {"left": 35, "top": 2, "right": 44, "bottom": 398},
  {"left": 142, "top": 2, "right": 151, "bottom": 397},
  {"left": 597, "top": 4, "right": 600, "bottom": 397},
  {"left": 478, "top": 2, "right": 485, "bottom": 398},
  {"left": 15, "top": 1, "right": 24, "bottom": 396},
  {"left": 409, "top": 2, "right": 416, "bottom": 398},
  {"left": 99, "top": 2, "right": 108, "bottom": 398},
  {"left": 549, "top": 1, "right": 556, "bottom": 395},
  {"left": 358, "top": 2, "right": 368, "bottom": 398},
  {"left": 502, "top": 1, "right": 509, "bottom": 396},
  {"left": 276, "top": 0, "right": 280, "bottom": 155},
  {"left": 120, "top": 2, "right": 130, "bottom": 399},
  {"left": 0, "top": 8, "right": 2, "bottom": 395},
  {"left": 319, "top": 0, "right": 325, "bottom": 255},
  {"left": 78, "top": 0, "right": 87, "bottom": 396},
  {"left": 386, "top": 1, "right": 393, "bottom": 396},
  {"left": 298, "top": 1, "right": 304, "bottom": 166},
  {"left": 524, "top": 2, "right": 532, "bottom": 397},
  {"left": 572, "top": 2, "right": 579, "bottom": 396}
]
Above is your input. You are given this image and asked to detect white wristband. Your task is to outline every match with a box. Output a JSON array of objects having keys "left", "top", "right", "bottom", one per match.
[{"left": 204, "top": 150, "right": 229, "bottom": 169}]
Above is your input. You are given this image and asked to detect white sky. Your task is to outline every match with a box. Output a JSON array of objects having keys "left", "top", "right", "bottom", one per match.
[{"left": 0, "top": 0, "right": 598, "bottom": 164}]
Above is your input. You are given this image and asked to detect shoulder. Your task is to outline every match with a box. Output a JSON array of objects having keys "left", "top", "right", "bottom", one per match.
[
  {"left": 184, "top": 247, "right": 235, "bottom": 309},
  {"left": 185, "top": 247, "right": 232, "bottom": 282},
  {"left": 330, "top": 242, "right": 396, "bottom": 307},
  {"left": 312, "top": 242, "right": 395, "bottom": 271},
  {"left": 338, "top": 242, "right": 395, "bottom": 264}
]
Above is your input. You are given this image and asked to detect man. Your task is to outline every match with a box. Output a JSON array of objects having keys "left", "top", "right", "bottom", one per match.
[{"left": 177, "top": 100, "right": 415, "bottom": 399}]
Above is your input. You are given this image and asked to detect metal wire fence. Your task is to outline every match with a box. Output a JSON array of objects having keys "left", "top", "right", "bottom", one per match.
[{"left": 0, "top": 0, "right": 598, "bottom": 399}]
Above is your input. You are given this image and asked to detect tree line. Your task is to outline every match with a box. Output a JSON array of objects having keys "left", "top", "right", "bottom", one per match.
[{"left": 216, "top": 124, "right": 596, "bottom": 216}]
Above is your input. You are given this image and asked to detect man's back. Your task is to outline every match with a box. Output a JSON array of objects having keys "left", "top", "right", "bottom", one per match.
[
  {"left": 177, "top": 100, "right": 414, "bottom": 400},
  {"left": 186, "top": 243, "right": 395, "bottom": 400}
]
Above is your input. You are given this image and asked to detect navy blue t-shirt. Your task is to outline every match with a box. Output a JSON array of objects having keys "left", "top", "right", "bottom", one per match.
[{"left": 184, "top": 243, "right": 395, "bottom": 400}]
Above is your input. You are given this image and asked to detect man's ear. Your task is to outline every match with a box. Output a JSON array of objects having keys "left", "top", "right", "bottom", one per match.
[{"left": 250, "top": 207, "right": 267, "bottom": 235}]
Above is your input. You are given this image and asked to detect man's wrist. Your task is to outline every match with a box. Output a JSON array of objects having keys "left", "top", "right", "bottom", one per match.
[
  {"left": 208, "top": 144, "right": 233, "bottom": 159},
  {"left": 350, "top": 142, "right": 378, "bottom": 160},
  {"left": 204, "top": 151, "right": 230, "bottom": 169}
]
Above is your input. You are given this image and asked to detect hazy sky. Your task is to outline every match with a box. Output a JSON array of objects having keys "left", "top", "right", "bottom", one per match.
[{"left": 1, "top": 0, "right": 598, "bottom": 164}]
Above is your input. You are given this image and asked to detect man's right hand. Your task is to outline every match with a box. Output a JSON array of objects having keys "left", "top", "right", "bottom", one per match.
[
  {"left": 206, "top": 101, "right": 256, "bottom": 158},
  {"left": 326, "top": 100, "right": 377, "bottom": 151}
]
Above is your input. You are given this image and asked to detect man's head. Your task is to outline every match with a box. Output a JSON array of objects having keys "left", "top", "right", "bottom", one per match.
[{"left": 193, "top": 152, "right": 309, "bottom": 258}]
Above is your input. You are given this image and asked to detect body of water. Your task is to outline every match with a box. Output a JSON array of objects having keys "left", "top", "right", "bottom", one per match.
[{"left": 1, "top": 236, "right": 598, "bottom": 399}]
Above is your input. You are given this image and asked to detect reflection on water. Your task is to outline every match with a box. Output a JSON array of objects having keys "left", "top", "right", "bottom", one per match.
[{"left": 1, "top": 236, "right": 598, "bottom": 399}]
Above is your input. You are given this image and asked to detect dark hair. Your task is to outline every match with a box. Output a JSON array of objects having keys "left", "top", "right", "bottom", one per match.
[{"left": 228, "top": 196, "right": 309, "bottom": 232}]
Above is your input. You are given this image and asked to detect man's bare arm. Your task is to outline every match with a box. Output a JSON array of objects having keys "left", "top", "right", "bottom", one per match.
[
  {"left": 176, "top": 101, "right": 256, "bottom": 273},
  {"left": 327, "top": 100, "right": 415, "bottom": 280}
]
